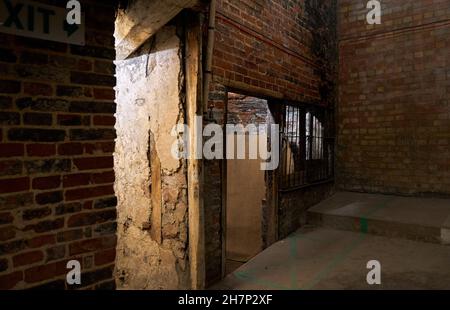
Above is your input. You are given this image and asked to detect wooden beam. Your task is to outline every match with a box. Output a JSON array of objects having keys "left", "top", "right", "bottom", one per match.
[
  {"left": 150, "top": 132, "right": 162, "bottom": 244},
  {"left": 214, "top": 76, "right": 285, "bottom": 101},
  {"left": 221, "top": 89, "right": 228, "bottom": 279},
  {"left": 185, "top": 12, "right": 205, "bottom": 290},
  {"left": 267, "top": 102, "right": 281, "bottom": 246},
  {"left": 115, "top": 0, "right": 199, "bottom": 60}
]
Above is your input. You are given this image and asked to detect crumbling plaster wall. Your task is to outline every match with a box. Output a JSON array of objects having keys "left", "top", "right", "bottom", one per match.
[{"left": 114, "top": 25, "right": 189, "bottom": 289}]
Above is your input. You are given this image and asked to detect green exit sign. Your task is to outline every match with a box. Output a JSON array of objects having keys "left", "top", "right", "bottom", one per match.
[{"left": 0, "top": 0, "right": 85, "bottom": 45}]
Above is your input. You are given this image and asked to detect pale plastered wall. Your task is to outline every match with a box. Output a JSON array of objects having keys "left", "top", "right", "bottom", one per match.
[{"left": 114, "top": 25, "right": 189, "bottom": 289}]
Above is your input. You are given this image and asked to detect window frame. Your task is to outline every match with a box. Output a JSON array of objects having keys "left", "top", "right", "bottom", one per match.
[{"left": 279, "top": 101, "right": 334, "bottom": 191}]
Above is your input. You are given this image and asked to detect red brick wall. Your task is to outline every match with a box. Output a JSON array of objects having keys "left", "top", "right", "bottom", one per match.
[
  {"left": 338, "top": 0, "right": 450, "bottom": 196},
  {"left": 212, "top": 0, "right": 337, "bottom": 104},
  {"left": 0, "top": 0, "right": 117, "bottom": 289},
  {"left": 205, "top": 0, "right": 337, "bottom": 285}
]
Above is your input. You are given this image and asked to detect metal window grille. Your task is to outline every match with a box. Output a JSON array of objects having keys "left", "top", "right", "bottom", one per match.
[{"left": 280, "top": 104, "right": 334, "bottom": 190}]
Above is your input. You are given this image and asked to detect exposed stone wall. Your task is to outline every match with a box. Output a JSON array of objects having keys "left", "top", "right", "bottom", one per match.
[
  {"left": 204, "top": 0, "right": 338, "bottom": 285},
  {"left": 114, "top": 24, "right": 189, "bottom": 290},
  {"left": 0, "top": 0, "right": 117, "bottom": 289},
  {"left": 337, "top": 0, "right": 450, "bottom": 196}
]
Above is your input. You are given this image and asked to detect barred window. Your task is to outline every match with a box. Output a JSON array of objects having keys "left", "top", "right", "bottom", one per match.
[{"left": 280, "top": 104, "right": 334, "bottom": 190}]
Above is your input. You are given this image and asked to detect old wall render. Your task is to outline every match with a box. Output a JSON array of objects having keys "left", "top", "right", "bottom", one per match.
[
  {"left": 114, "top": 25, "right": 190, "bottom": 289},
  {"left": 337, "top": 0, "right": 450, "bottom": 196},
  {"left": 0, "top": 0, "right": 117, "bottom": 290}
]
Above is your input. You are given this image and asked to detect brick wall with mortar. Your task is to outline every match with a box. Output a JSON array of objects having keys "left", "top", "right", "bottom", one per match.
[
  {"left": 338, "top": 0, "right": 450, "bottom": 196},
  {"left": 204, "top": 0, "right": 338, "bottom": 285},
  {"left": 227, "top": 93, "right": 268, "bottom": 125},
  {"left": 0, "top": 0, "right": 117, "bottom": 289}
]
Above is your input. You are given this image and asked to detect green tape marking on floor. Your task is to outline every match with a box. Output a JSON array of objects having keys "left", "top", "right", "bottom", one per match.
[
  {"left": 301, "top": 198, "right": 392, "bottom": 289},
  {"left": 231, "top": 197, "right": 394, "bottom": 290},
  {"left": 360, "top": 218, "right": 369, "bottom": 234},
  {"left": 234, "top": 269, "right": 290, "bottom": 290},
  {"left": 289, "top": 237, "right": 298, "bottom": 289}
]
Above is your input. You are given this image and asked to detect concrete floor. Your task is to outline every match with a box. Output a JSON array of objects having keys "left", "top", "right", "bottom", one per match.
[
  {"left": 213, "top": 192, "right": 450, "bottom": 290},
  {"left": 213, "top": 227, "right": 450, "bottom": 290}
]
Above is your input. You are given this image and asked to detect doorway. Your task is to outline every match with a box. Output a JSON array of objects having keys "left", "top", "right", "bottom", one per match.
[{"left": 223, "top": 92, "right": 274, "bottom": 276}]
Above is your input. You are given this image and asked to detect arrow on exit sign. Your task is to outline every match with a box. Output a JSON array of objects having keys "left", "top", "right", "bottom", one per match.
[{"left": 63, "top": 20, "right": 79, "bottom": 37}]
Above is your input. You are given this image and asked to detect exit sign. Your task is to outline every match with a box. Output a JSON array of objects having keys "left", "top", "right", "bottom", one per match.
[{"left": 0, "top": 0, "right": 85, "bottom": 45}]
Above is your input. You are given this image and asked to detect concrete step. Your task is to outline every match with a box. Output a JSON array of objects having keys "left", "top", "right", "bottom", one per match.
[
  {"left": 307, "top": 192, "right": 450, "bottom": 245},
  {"left": 213, "top": 227, "right": 450, "bottom": 290}
]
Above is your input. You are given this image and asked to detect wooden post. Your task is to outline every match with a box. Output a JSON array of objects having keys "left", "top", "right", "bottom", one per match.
[
  {"left": 185, "top": 12, "right": 205, "bottom": 290},
  {"left": 267, "top": 102, "right": 281, "bottom": 246},
  {"left": 221, "top": 88, "right": 228, "bottom": 279}
]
